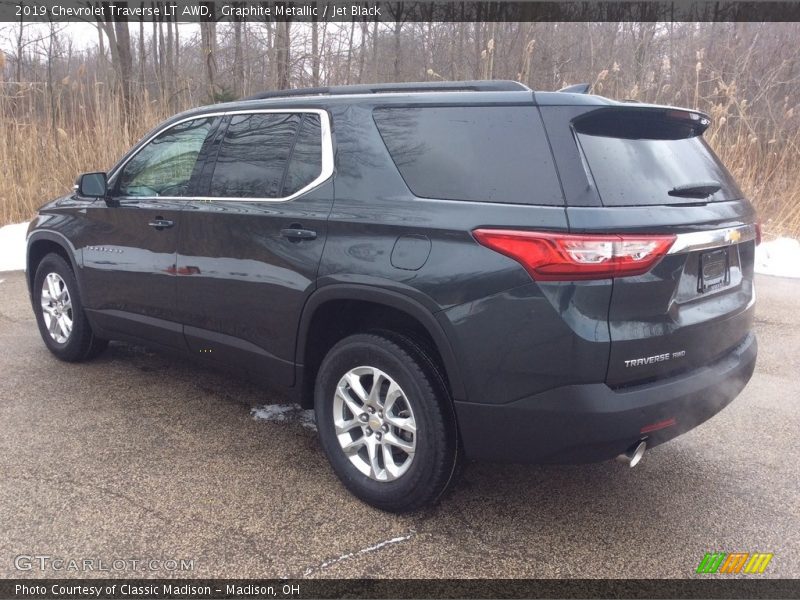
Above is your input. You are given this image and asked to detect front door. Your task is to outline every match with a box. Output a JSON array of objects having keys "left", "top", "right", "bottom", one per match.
[{"left": 82, "top": 115, "right": 220, "bottom": 348}]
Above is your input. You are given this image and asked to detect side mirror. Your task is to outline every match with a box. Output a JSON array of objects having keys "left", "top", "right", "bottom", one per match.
[{"left": 75, "top": 172, "right": 107, "bottom": 198}]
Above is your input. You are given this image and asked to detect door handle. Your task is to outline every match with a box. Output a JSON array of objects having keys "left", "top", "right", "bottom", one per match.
[
  {"left": 148, "top": 218, "right": 174, "bottom": 230},
  {"left": 280, "top": 227, "right": 317, "bottom": 241}
]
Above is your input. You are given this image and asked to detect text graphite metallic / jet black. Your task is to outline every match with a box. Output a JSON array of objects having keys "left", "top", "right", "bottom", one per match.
[{"left": 26, "top": 81, "right": 758, "bottom": 512}]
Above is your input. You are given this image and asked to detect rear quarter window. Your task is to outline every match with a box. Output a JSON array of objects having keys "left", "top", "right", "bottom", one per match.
[{"left": 373, "top": 106, "right": 563, "bottom": 205}]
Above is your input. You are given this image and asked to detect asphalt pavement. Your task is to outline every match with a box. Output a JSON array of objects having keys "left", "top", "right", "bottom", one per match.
[{"left": 0, "top": 270, "right": 798, "bottom": 579}]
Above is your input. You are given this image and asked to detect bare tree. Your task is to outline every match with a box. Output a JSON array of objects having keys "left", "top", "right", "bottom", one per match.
[
  {"left": 95, "top": 5, "right": 133, "bottom": 119},
  {"left": 274, "top": 20, "right": 291, "bottom": 89},
  {"left": 137, "top": 7, "right": 146, "bottom": 94},
  {"left": 233, "top": 19, "right": 244, "bottom": 96},
  {"left": 310, "top": 15, "right": 320, "bottom": 87},
  {"left": 387, "top": 3, "right": 408, "bottom": 80},
  {"left": 371, "top": 18, "right": 379, "bottom": 81},
  {"left": 200, "top": 20, "right": 218, "bottom": 99},
  {"left": 357, "top": 18, "right": 369, "bottom": 83}
]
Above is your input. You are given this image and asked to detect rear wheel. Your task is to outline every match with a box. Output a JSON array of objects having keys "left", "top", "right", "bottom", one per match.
[
  {"left": 315, "top": 332, "right": 460, "bottom": 512},
  {"left": 33, "top": 253, "right": 108, "bottom": 362}
]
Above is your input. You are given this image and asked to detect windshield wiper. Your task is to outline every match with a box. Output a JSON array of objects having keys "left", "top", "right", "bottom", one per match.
[{"left": 668, "top": 181, "right": 721, "bottom": 198}]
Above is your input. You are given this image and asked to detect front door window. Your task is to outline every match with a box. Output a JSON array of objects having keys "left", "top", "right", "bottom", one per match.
[{"left": 117, "top": 117, "right": 215, "bottom": 197}]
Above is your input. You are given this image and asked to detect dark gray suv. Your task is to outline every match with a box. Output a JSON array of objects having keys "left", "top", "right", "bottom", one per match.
[{"left": 26, "top": 80, "right": 758, "bottom": 512}]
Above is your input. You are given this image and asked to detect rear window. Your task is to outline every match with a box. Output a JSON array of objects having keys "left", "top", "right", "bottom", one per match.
[
  {"left": 373, "top": 106, "right": 563, "bottom": 205},
  {"left": 575, "top": 109, "right": 743, "bottom": 206}
]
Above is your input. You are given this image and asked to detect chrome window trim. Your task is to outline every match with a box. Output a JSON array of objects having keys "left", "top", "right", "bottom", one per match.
[
  {"left": 667, "top": 223, "right": 757, "bottom": 254},
  {"left": 108, "top": 108, "right": 333, "bottom": 204}
]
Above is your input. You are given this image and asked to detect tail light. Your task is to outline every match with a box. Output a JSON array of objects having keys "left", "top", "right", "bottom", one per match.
[
  {"left": 755, "top": 221, "right": 762, "bottom": 246},
  {"left": 472, "top": 229, "right": 676, "bottom": 281}
]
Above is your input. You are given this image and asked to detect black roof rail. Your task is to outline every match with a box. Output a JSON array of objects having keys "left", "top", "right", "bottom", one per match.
[
  {"left": 246, "top": 80, "right": 531, "bottom": 100},
  {"left": 558, "top": 83, "right": 592, "bottom": 94}
]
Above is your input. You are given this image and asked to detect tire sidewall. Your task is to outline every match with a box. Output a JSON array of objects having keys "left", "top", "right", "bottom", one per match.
[{"left": 315, "top": 334, "right": 447, "bottom": 509}]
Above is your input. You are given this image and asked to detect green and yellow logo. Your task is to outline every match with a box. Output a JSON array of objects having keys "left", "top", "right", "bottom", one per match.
[{"left": 696, "top": 552, "right": 773, "bottom": 574}]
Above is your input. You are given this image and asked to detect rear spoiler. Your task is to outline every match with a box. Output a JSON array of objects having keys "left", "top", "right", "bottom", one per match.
[
  {"left": 573, "top": 106, "right": 711, "bottom": 138},
  {"left": 558, "top": 83, "right": 592, "bottom": 94}
]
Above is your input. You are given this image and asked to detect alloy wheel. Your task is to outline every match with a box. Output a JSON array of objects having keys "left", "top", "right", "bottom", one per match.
[
  {"left": 40, "top": 272, "right": 73, "bottom": 344},
  {"left": 332, "top": 366, "right": 417, "bottom": 482}
]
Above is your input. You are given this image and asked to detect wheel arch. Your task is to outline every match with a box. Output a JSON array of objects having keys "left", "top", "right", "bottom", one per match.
[
  {"left": 295, "top": 284, "right": 466, "bottom": 408},
  {"left": 26, "top": 231, "right": 81, "bottom": 296}
]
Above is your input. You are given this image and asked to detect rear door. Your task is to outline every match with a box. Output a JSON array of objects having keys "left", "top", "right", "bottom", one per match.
[
  {"left": 176, "top": 109, "right": 334, "bottom": 386},
  {"left": 553, "top": 105, "right": 757, "bottom": 386}
]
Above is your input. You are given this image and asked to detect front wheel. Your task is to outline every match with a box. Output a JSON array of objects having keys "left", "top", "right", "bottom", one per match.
[
  {"left": 33, "top": 253, "right": 108, "bottom": 362},
  {"left": 315, "top": 332, "right": 460, "bottom": 512}
]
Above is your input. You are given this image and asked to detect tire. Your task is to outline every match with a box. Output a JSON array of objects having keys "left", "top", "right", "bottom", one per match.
[
  {"left": 315, "top": 332, "right": 460, "bottom": 512},
  {"left": 33, "top": 253, "right": 108, "bottom": 362}
]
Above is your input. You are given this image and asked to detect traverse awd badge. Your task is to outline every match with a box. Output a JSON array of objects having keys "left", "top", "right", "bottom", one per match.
[{"left": 624, "top": 350, "right": 686, "bottom": 368}]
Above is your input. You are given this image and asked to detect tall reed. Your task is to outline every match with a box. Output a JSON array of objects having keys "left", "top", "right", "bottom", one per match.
[{"left": 1, "top": 74, "right": 798, "bottom": 238}]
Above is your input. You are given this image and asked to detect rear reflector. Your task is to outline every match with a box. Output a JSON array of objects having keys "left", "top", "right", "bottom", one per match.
[
  {"left": 640, "top": 417, "right": 677, "bottom": 434},
  {"left": 473, "top": 229, "right": 676, "bottom": 281}
]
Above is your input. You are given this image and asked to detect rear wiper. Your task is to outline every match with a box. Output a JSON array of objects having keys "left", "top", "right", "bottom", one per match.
[{"left": 668, "top": 181, "right": 721, "bottom": 198}]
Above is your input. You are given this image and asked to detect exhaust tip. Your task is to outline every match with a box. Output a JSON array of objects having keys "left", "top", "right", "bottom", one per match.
[{"left": 616, "top": 440, "right": 647, "bottom": 468}]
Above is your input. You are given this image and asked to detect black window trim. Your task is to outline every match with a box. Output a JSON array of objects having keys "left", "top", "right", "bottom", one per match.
[{"left": 107, "top": 108, "right": 334, "bottom": 204}]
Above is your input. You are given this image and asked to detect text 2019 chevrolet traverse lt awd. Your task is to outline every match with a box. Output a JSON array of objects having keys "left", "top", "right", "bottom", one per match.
[{"left": 27, "top": 81, "right": 758, "bottom": 512}]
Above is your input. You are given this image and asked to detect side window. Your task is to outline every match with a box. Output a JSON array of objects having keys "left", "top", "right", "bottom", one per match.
[
  {"left": 282, "top": 114, "right": 323, "bottom": 196},
  {"left": 209, "top": 113, "right": 300, "bottom": 199},
  {"left": 117, "top": 117, "right": 214, "bottom": 197},
  {"left": 373, "top": 106, "right": 563, "bottom": 205}
]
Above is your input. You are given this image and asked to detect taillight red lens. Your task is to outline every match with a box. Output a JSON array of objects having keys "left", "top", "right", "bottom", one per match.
[
  {"left": 473, "top": 229, "right": 676, "bottom": 281},
  {"left": 755, "top": 221, "right": 762, "bottom": 246}
]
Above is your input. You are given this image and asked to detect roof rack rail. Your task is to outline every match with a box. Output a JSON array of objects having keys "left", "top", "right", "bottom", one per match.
[
  {"left": 558, "top": 83, "right": 592, "bottom": 94},
  {"left": 246, "top": 80, "right": 531, "bottom": 100}
]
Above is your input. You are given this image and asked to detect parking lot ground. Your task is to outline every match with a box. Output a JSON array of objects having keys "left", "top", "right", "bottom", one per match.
[{"left": 0, "top": 270, "right": 798, "bottom": 578}]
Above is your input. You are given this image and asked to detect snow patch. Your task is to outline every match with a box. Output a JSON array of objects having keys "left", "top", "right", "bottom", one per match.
[
  {"left": 755, "top": 237, "right": 800, "bottom": 279},
  {"left": 251, "top": 403, "right": 316, "bottom": 431},
  {"left": 0, "top": 222, "right": 29, "bottom": 272},
  {"left": 303, "top": 532, "right": 416, "bottom": 576}
]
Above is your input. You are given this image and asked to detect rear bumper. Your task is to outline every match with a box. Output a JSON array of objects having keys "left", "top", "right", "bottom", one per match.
[{"left": 454, "top": 332, "right": 757, "bottom": 463}]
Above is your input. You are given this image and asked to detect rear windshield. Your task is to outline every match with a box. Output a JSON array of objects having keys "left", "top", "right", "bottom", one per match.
[
  {"left": 575, "top": 110, "right": 742, "bottom": 206},
  {"left": 373, "top": 106, "right": 563, "bottom": 205}
]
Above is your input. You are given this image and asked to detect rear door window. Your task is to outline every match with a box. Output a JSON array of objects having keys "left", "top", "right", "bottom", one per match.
[
  {"left": 207, "top": 112, "right": 325, "bottom": 199},
  {"left": 373, "top": 106, "right": 563, "bottom": 205},
  {"left": 209, "top": 113, "right": 300, "bottom": 199},
  {"left": 575, "top": 109, "right": 743, "bottom": 206}
]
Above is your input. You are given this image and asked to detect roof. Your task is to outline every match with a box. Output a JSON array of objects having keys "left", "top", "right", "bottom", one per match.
[{"left": 165, "top": 80, "right": 698, "bottom": 124}]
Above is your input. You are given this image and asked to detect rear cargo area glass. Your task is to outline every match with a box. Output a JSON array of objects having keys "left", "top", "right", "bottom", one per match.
[{"left": 576, "top": 114, "right": 742, "bottom": 207}]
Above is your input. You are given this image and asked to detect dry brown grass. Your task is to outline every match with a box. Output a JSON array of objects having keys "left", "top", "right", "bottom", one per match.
[
  {"left": 0, "top": 82, "right": 178, "bottom": 225},
  {"left": 1, "top": 79, "right": 798, "bottom": 238},
  {"left": 703, "top": 85, "right": 800, "bottom": 240}
]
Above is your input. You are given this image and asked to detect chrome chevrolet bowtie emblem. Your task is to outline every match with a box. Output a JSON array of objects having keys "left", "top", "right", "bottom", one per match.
[{"left": 725, "top": 229, "right": 742, "bottom": 244}]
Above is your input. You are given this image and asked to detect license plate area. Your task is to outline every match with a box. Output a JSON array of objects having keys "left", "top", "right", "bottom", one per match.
[{"left": 698, "top": 248, "right": 730, "bottom": 293}]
